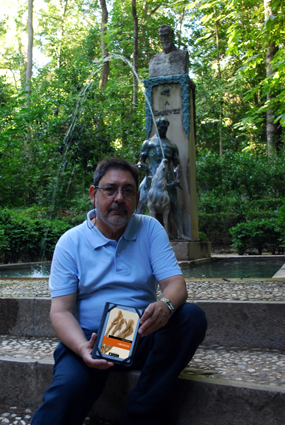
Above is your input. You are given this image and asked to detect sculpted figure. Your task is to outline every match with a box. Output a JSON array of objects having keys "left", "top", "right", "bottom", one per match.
[
  {"left": 149, "top": 24, "right": 189, "bottom": 78},
  {"left": 147, "top": 158, "right": 171, "bottom": 237},
  {"left": 137, "top": 117, "right": 188, "bottom": 240}
]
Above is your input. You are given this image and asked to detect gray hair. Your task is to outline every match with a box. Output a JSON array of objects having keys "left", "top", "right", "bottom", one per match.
[{"left": 93, "top": 157, "right": 139, "bottom": 189}]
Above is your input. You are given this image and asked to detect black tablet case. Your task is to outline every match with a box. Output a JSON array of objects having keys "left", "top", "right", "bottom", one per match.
[{"left": 92, "top": 302, "right": 143, "bottom": 366}]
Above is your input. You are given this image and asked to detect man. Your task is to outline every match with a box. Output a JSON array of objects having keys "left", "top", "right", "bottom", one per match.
[
  {"left": 137, "top": 117, "right": 188, "bottom": 239},
  {"left": 31, "top": 157, "right": 206, "bottom": 425},
  {"left": 149, "top": 24, "right": 189, "bottom": 78}
]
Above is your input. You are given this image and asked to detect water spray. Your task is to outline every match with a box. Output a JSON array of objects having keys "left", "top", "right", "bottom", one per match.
[{"left": 41, "top": 53, "right": 164, "bottom": 260}]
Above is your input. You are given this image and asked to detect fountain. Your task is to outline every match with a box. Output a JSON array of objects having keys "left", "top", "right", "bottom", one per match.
[
  {"left": 138, "top": 24, "right": 211, "bottom": 261},
  {"left": 4, "top": 26, "right": 210, "bottom": 265}
]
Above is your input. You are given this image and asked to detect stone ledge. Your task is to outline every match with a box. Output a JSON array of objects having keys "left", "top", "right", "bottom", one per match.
[
  {"left": 0, "top": 358, "right": 284, "bottom": 425},
  {"left": 0, "top": 298, "right": 54, "bottom": 337},
  {"left": 199, "top": 301, "right": 285, "bottom": 350},
  {"left": 1, "top": 298, "right": 285, "bottom": 349}
]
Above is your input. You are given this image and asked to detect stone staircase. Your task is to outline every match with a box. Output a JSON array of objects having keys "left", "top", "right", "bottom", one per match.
[{"left": 0, "top": 278, "right": 284, "bottom": 424}]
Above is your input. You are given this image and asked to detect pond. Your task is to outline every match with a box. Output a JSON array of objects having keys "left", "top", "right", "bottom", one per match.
[
  {"left": 182, "top": 257, "right": 285, "bottom": 279},
  {"left": 0, "top": 263, "right": 51, "bottom": 278},
  {"left": 0, "top": 257, "right": 284, "bottom": 279}
]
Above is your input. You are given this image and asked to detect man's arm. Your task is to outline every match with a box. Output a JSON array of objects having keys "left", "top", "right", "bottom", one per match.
[
  {"left": 138, "top": 275, "right": 187, "bottom": 337},
  {"left": 50, "top": 294, "right": 114, "bottom": 369}
]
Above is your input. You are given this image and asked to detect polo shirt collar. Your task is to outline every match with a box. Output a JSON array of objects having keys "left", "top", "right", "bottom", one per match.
[
  {"left": 122, "top": 215, "right": 137, "bottom": 241},
  {"left": 85, "top": 209, "right": 137, "bottom": 249}
]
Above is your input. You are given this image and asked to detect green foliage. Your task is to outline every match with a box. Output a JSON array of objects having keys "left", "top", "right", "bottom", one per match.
[
  {"left": 0, "top": 208, "right": 72, "bottom": 263},
  {"left": 199, "top": 211, "right": 239, "bottom": 246},
  {"left": 188, "top": 0, "right": 284, "bottom": 153},
  {"left": 274, "top": 199, "right": 285, "bottom": 247},
  {"left": 0, "top": 0, "right": 189, "bottom": 212},
  {"left": 197, "top": 150, "right": 285, "bottom": 200},
  {"left": 197, "top": 151, "right": 285, "bottom": 247},
  {"left": 0, "top": 0, "right": 285, "bottom": 260},
  {"left": 198, "top": 231, "right": 208, "bottom": 242},
  {"left": 230, "top": 219, "right": 282, "bottom": 255}
]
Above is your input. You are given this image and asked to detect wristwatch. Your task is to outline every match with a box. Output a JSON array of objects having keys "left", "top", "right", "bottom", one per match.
[{"left": 158, "top": 298, "right": 175, "bottom": 316}]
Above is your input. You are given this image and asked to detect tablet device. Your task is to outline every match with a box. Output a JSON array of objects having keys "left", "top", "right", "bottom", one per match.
[{"left": 92, "top": 302, "right": 144, "bottom": 366}]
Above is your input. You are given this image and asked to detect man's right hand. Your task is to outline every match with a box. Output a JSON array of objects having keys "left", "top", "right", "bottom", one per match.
[
  {"left": 50, "top": 295, "right": 114, "bottom": 370},
  {"left": 79, "top": 332, "right": 114, "bottom": 369}
]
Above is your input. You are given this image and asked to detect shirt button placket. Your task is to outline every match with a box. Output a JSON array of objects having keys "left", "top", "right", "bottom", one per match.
[{"left": 116, "top": 250, "right": 121, "bottom": 271}]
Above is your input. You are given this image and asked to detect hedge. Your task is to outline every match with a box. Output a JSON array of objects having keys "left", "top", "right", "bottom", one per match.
[
  {"left": 0, "top": 208, "right": 73, "bottom": 263},
  {"left": 229, "top": 218, "right": 283, "bottom": 255}
]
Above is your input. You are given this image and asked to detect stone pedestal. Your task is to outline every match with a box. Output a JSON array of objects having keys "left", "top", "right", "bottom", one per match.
[
  {"left": 144, "top": 75, "right": 198, "bottom": 240},
  {"left": 171, "top": 241, "right": 211, "bottom": 261}
]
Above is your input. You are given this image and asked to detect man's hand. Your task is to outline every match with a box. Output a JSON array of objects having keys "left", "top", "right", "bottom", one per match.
[
  {"left": 79, "top": 333, "right": 114, "bottom": 369},
  {"left": 51, "top": 294, "right": 114, "bottom": 370},
  {"left": 138, "top": 301, "right": 170, "bottom": 337}
]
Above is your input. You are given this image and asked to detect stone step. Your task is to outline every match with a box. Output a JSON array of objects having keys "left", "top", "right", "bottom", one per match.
[
  {"left": 1, "top": 296, "right": 284, "bottom": 350},
  {"left": 0, "top": 336, "right": 284, "bottom": 424},
  {"left": 0, "top": 278, "right": 284, "bottom": 423}
]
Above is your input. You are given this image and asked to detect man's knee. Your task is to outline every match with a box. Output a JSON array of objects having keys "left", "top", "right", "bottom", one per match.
[
  {"left": 45, "top": 365, "right": 107, "bottom": 408},
  {"left": 175, "top": 302, "right": 207, "bottom": 341}
]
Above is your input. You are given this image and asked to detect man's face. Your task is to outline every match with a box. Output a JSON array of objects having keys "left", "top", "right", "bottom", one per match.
[
  {"left": 90, "top": 169, "right": 139, "bottom": 237},
  {"left": 159, "top": 30, "right": 174, "bottom": 52}
]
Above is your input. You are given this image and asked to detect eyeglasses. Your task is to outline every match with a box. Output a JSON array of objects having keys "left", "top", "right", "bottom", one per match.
[{"left": 95, "top": 186, "right": 137, "bottom": 199}]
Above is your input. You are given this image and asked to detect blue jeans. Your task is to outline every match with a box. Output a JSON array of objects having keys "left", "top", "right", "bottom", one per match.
[{"left": 31, "top": 303, "right": 207, "bottom": 425}]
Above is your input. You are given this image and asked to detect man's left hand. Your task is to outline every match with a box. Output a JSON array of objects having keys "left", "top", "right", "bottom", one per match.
[{"left": 138, "top": 301, "right": 170, "bottom": 337}]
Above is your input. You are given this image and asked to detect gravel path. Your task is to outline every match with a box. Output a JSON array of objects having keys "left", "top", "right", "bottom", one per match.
[{"left": 1, "top": 278, "right": 285, "bottom": 302}]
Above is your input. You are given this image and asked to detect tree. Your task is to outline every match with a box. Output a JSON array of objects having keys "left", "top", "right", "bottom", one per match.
[
  {"left": 187, "top": 0, "right": 284, "bottom": 154},
  {"left": 132, "top": 0, "right": 138, "bottom": 110},
  {"left": 25, "top": 0, "right": 34, "bottom": 106},
  {"left": 99, "top": 0, "right": 109, "bottom": 89},
  {"left": 264, "top": 0, "right": 282, "bottom": 155},
  {"left": 2, "top": 0, "right": 284, "bottom": 212}
]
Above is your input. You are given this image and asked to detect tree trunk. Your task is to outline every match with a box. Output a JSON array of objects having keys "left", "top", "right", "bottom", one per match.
[
  {"left": 25, "top": 0, "right": 33, "bottom": 106},
  {"left": 178, "top": 7, "right": 185, "bottom": 48},
  {"left": 57, "top": 0, "right": 69, "bottom": 68},
  {"left": 142, "top": 0, "right": 148, "bottom": 18},
  {"left": 99, "top": 0, "right": 109, "bottom": 89},
  {"left": 266, "top": 42, "right": 281, "bottom": 154},
  {"left": 215, "top": 18, "right": 223, "bottom": 156},
  {"left": 132, "top": 0, "right": 138, "bottom": 109},
  {"left": 264, "top": 0, "right": 282, "bottom": 155}
]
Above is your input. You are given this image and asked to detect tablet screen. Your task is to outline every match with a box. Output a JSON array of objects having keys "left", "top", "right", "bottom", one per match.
[
  {"left": 92, "top": 303, "right": 143, "bottom": 365},
  {"left": 101, "top": 307, "right": 139, "bottom": 359}
]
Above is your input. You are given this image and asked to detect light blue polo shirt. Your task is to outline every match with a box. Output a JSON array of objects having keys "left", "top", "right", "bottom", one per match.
[{"left": 49, "top": 210, "right": 182, "bottom": 331}]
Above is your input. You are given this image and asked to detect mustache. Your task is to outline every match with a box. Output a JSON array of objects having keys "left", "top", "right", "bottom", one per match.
[{"left": 107, "top": 203, "right": 128, "bottom": 213}]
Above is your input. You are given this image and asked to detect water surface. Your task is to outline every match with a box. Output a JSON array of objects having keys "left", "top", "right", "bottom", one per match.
[
  {"left": 0, "top": 258, "right": 284, "bottom": 279},
  {"left": 182, "top": 258, "right": 285, "bottom": 279}
]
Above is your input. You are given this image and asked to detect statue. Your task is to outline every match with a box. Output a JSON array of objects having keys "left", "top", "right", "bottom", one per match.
[
  {"left": 149, "top": 24, "right": 189, "bottom": 78},
  {"left": 137, "top": 117, "right": 189, "bottom": 240},
  {"left": 147, "top": 158, "right": 171, "bottom": 237}
]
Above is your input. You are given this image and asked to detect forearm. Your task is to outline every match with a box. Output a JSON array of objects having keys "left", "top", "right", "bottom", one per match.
[
  {"left": 50, "top": 294, "right": 113, "bottom": 369},
  {"left": 139, "top": 275, "right": 187, "bottom": 337},
  {"left": 159, "top": 275, "right": 187, "bottom": 309},
  {"left": 51, "top": 309, "right": 88, "bottom": 357}
]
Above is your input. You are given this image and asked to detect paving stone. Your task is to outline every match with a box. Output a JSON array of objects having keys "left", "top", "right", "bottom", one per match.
[
  {"left": 0, "top": 335, "right": 284, "bottom": 389},
  {"left": 1, "top": 278, "right": 285, "bottom": 302},
  {"left": 0, "top": 404, "right": 117, "bottom": 425}
]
